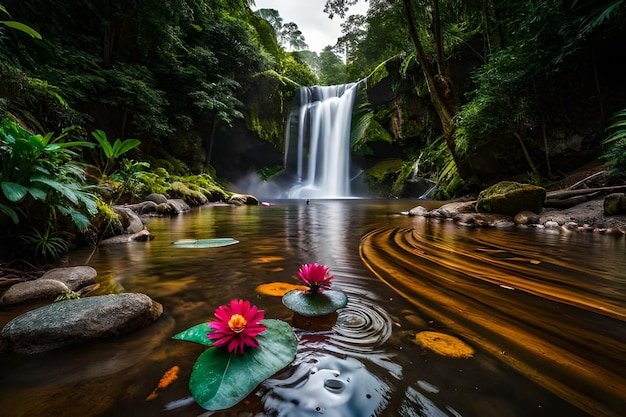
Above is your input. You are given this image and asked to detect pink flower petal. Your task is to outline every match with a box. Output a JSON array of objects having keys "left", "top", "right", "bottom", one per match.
[{"left": 205, "top": 299, "right": 267, "bottom": 354}]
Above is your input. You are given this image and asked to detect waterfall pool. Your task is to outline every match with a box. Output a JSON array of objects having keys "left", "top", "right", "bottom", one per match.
[{"left": 1, "top": 199, "right": 624, "bottom": 416}]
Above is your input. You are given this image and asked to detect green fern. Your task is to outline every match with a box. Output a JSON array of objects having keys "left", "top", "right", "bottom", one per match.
[{"left": 600, "top": 108, "right": 626, "bottom": 181}]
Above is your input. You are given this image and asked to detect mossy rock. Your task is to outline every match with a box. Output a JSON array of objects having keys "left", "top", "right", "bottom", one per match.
[
  {"left": 604, "top": 193, "right": 626, "bottom": 215},
  {"left": 170, "top": 181, "right": 209, "bottom": 206},
  {"left": 365, "top": 159, "right": 404, "bottom": 183},
  {"left": 90, "top": 201, "right": 124, "bottom": 240},
  {"left": 477, "top": 181, "right": 546, "bottom": 215}
]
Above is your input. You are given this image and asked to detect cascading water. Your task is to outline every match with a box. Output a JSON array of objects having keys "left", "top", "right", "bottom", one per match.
[{"left": 283, "top": 83, "right": 362, "bottom": 199}]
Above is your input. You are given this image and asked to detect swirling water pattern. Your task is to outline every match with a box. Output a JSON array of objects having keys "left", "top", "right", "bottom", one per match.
[{"left": 360, "top": 217, "right": 626, "bottom": 417}]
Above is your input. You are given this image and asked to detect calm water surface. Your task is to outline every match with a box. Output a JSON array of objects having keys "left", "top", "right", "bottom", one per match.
[{"left": 0, "top": 199, "right": 625, "bottom": 417}]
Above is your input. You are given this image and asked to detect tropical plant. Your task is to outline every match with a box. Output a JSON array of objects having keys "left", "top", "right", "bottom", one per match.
[
  {"left": 0, "top": 4, "right": 41, "bottom": 39},
  {"left": 110, "top": 158, "right": 150, "bottom": 200},
  {"left": 0, "top": 120, "right": 98, "bottom": 226},
  {"left": 90, "top": 129, "right": 141, "bottom": 179},
  {"left": 0, "top": 120, "right": 99, "bottom": 259},
  {"left": 603, "top": 108, "right": 626, "bottom": 146},
  {"left": 20, "top": 226, "right": 68, "bottom": 261},
  {"left": 601, "top": 108, "right": 626, "bottom": 181},
  {"left": 2, "top": 0, "right": 271, "bottom": 173}
]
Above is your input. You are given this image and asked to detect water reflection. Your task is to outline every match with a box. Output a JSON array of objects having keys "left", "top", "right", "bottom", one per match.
[
  {"left": 0, "top": 200, "right": 623, "bottom": 416},
  {"left": 262, "top": 354, "right": 389, "bottom": 416}
]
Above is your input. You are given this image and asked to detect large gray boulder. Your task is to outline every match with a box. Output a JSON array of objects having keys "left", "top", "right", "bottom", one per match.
[{"left": 0, "top": 293, "right": 163, "bottom": 354}]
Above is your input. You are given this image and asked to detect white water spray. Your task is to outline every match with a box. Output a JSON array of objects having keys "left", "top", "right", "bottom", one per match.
[{"left": 284, "top": 83, "right": 361, "bottom": 198}]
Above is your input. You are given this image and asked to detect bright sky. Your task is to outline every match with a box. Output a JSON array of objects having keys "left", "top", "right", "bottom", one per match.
[{"left": 252, "top": 0, "right": 368, "bottom": 54}]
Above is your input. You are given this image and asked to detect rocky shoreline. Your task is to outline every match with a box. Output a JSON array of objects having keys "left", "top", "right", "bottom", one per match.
[
  {"left": 406, "top": 196, "right": 626, "bottom": 235},
  {"left": 403, "top": 165, "right": 626, "bottom": 235}
]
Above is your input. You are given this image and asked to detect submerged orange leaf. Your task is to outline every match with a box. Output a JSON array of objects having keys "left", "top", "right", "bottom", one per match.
[
  {"left": 146, "top": 365, "right": 180, "bottom": 400},
  {"left": 255, "top": 282, "right": 309, "bottom": 297},
  {"left": 414, "top": 331, "right": 474, "bottom": 358}
]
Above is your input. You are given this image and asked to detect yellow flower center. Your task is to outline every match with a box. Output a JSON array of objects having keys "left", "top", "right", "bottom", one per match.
[{"left": 228, "top": 314, "right": 247, "bottom": 333}]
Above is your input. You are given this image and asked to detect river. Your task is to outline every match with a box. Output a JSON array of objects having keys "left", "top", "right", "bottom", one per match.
[{"left": 0, "top": 199, "right": 624, "bottom": 416}]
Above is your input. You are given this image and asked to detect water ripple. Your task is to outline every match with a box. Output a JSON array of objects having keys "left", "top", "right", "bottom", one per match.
[
  {"left": 360, "top": 225, "right": 626, "bottom": 417},
  {"left": 332, "top": 299, "right": 392, "bottom": 350}
]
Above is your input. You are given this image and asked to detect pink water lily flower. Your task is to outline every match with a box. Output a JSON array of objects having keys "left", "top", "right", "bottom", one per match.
[
  {"left": 207, "top": 299, "right": 266, "bottom": 355},
  {"left": 297, "top": 263, "right": 334, "bottom": 294}
]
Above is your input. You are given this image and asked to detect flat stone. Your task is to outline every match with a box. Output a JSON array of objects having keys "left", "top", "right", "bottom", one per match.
[
  {"left": 0, "top": 293, "right": 163, "bottom": 354},
  {"left": 0, "top": 266, "right": 98, "bottom": 306},
  {"left": 40, "top": 265, "right": 98, "bottom": 291},
  {"left": 99, "top": 229, "right": 152, "bottom": 245},
  {"left": 434, "top": 201, "right": 477, "bottom": 218},
  {"left": 0, "top": 279, "right": 70, "bottom": 306}
]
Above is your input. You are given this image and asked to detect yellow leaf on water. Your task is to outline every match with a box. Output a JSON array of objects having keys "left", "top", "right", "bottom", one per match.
[
  {"left": 255, "top": 282, "right": 309, "bottom": 296},
  {"left": 414, "top": 331, "right": 474, "bottom": 359}
]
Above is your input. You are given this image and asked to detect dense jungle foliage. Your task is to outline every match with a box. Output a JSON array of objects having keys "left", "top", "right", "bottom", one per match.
[{"left": 1, "top": 0, "right": 626, "bottom": 261}]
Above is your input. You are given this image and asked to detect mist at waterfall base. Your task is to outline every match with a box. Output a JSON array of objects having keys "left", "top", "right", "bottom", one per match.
[{"left": 237, "top": 83, "right": 369, "bottom": 200}]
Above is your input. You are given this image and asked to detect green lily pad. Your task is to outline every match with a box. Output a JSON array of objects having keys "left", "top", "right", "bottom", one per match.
[
  {"left": 282, "top": 289, "right": 348, "bottom": 317},
  {"left": 176, "top": 319, "right": 297, "bottom": 411},
  {"left": 172, "top": 322, "right": 213, "bottom": 346},
  {"left": 173, "top": 238, "right": 239, "bottom": 248}
]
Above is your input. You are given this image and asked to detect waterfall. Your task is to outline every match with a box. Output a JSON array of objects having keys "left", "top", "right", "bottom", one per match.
[{"left": 283, "top": 83, "right": 361, "bottom": 199}]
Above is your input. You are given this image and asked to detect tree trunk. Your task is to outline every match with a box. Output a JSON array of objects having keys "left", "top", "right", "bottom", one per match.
[{"left": 401, "top": 0, "right": 472, "bottom": 179}]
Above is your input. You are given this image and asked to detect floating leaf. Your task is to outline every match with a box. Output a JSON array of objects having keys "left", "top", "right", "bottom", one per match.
[
  {"left": 414, "top": 331, "right": 474, "bottom": 358},
  {"left": 172, "top": 322, "right": 213, "bottom": 346},
  {"left": 282, "top": 289, "right": 348, "bottom": 317},
  {"left": 172, "top": 238, "right": 239, "bottom": 248},
  {"left": 255, "top": 282, "right": 310, "bottom": 297},
  {"left": 185, "top": 319, "right": 297, "bottom": 410}
]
